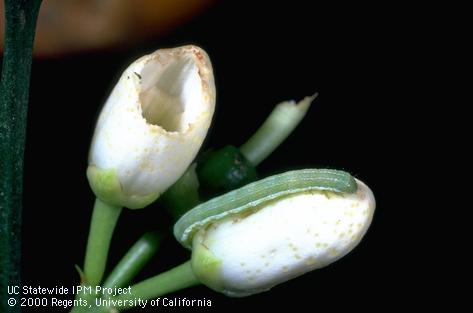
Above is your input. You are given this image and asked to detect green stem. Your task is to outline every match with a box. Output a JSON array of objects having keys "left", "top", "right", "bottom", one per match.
[
  {"left": 114, "top": 261, "right": 199, "bottom": 311},
  {"left": 102, "top": 232, "right": 161, "bottom": 291},
  {"left": 240, "top": 94, "right": 316, "bottom": 166},
  {"left": 0, "top": 0, "right": 42, "bottom": 312},
  {"left": 83, "top": 199, "right": 122, "bottom": 286}
]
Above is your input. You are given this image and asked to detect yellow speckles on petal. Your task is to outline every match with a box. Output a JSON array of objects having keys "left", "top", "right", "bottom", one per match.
[
  {"left": 264, "top": 262, "right": 270, "bottom": 267},
  {"left": 282, "top": 266, "right": 289, "bottom": 273},
  {"left": 351, "top": 234, "right": 361, "bottom": 242},
  {"left": 351, "top": 202, "right": 360, "bottom": 208},
  {"left": 305, "top": 256, "right": 317, "bottom": 266},
  {"left": 149, "top": 127, "right": 159, "bottom": 134},
  {"left": 240, "top": 262, "right": 246, "bottom": 267},
  {"left": 139, "top": 160, "right": 156, "bottom": 172},
  {"left": 323, "top": 192, "right": 332, "bottom": 199},
  {"left": 315, "top": 243, "right": 322, "bottom": 248},
  {"left": 329, "top": 248, "right": 339, "bottom": 256},
  {"left": 339, "top": 232, "right": 346, "bottom": 238},
  {"left": 294, "top": 254, "right": 301, "bottom": 260},
  {"left": 288, "top": 243, "right": 298, "bottom": 251}
]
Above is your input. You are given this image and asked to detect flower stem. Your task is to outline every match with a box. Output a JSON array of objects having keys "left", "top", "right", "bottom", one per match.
[
  {"left": 0, "top": 0, "right": 42, "bottom": 311},
  {"left": 240, "top": 94, "right": 316, "bottom": 166},
  {"left": 83, "top": 199, "right": 122, "bottom": 286},
  {"left": 114, "top": 260, "right": 199, "bottom": 310},
  {"left": 102, "top": 232, "right": 161, "bottom": 291}
]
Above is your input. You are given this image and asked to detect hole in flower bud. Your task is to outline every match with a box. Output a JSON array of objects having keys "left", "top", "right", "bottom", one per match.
[{"left": 139, "top": 53, "right": 204, "bottom": 132}]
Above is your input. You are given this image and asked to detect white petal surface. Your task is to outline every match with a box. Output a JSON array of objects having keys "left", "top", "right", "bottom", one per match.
[
  {"left": 193, "top": 179, "right": 375, "bottom": 296},
  {"left": 89, "top": 46, "right": 215, "bottom": 201}
]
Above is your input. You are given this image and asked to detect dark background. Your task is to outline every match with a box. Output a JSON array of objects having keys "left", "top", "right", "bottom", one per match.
[{"left": 16, "top": 1, "right": 420, "bottom": 312}]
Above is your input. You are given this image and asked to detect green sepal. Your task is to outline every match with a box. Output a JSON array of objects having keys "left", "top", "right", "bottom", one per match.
[
  {"left": 87, "top": 165, "right": 160, "bottom": 209},
  {"left": 191, "top": 235, "right": 224, "bottom": 292}
]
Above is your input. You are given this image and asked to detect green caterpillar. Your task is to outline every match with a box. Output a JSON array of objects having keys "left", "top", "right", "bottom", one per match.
[{"left": 174, "top": 168, "right": 357, "bottom": 248}]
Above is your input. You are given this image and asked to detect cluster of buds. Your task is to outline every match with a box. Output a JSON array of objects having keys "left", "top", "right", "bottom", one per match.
[{"left": 87, "top": 45, "right": 376, "bottom": 299}]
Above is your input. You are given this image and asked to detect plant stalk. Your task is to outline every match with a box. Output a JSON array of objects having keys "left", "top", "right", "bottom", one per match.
[{"left": 0, "top": 1, "right": 42, "bottom": 311}]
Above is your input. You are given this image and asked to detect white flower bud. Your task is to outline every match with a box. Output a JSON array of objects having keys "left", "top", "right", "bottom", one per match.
[
  {"left": 191, "top": 179, "right": 375, "bottom": 297},
  {"left": 87, "top": 46, "right": 215, "bottom": 209}
]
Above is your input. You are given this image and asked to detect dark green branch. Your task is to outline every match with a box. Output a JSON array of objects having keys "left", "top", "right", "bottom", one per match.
[{"left": 0, "top": 1, "right": 42, "bottom": 312}]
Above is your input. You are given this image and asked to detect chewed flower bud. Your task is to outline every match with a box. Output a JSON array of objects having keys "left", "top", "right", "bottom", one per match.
[
  {"left": 189, "top": 178, "right": 375, "bottom": 297},
  {"left": 87, "top": 45, "right": 215, "bottom": 209}
]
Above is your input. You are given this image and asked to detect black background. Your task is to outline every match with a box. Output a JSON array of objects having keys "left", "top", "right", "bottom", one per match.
[{"left": 16, "top": 1, "right": 421, "bottom": 312}]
